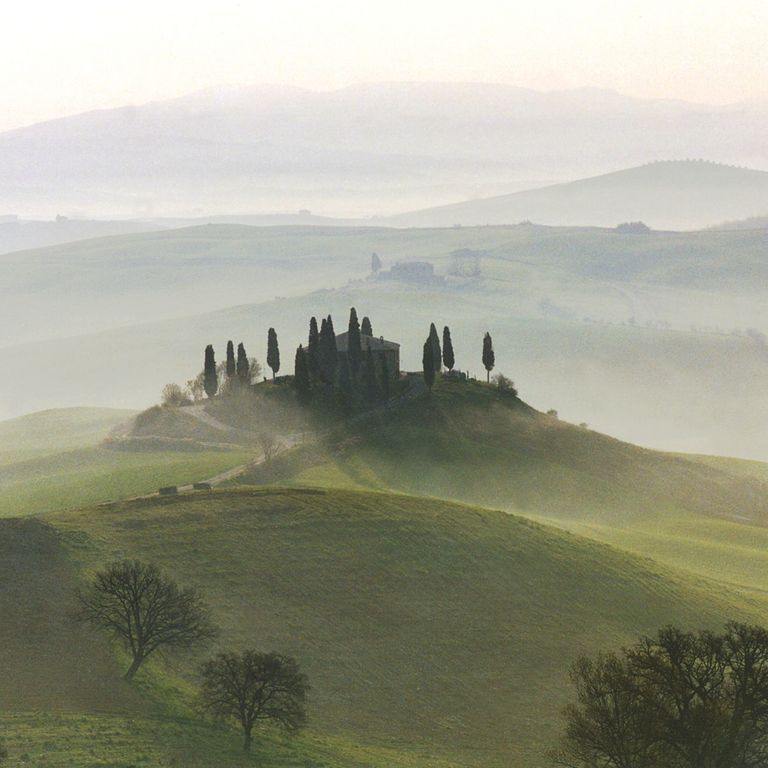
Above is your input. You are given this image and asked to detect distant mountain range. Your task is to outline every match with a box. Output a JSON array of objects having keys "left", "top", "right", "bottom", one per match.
[
  {"left": 2, "top": 82, "right": 768, "bottom": 221},
  {"left": 387, "top": 161, "right": 768, "bottom": 229}
]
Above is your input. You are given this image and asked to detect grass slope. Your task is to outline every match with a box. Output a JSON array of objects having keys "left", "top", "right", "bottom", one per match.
[
  {"left": 0, "top": 407, "right": 135, "bottom": 465},
  {"left": 241, "top": 381, "right": 768, "bottom": 525},
  {"left": 2, "top": 487, "right": 761, "bottom": 767},
  {"left": 0, "top": 406, "right": 251, "bottom": 518},
  {"left": 239, "top": 380, "right": 768, "bottom": 593},
  {"left": 389, "top": 161, "right": 768, "bottom": 229}
]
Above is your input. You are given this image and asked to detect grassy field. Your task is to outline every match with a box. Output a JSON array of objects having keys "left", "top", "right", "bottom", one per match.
[
  {"left": 0, "top": 447, "right": 253, "bottom": 518},
  {"left": 1, "top": 487, "right": 763, "bottom": 767},
  {"left": 0, "top": 407, "right": 252, "bottom": 518},
  {"left": 235, "top": 379, "right": 768, "bottom": 594},
  {"left": 0, "top": 407, "right": 135, "bottom": 465}
]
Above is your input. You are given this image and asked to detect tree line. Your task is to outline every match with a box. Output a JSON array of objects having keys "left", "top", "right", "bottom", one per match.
[
  {"left": 292, "top": 308, "right": 393, "bottom": 408},
  {"left": 171, "top": 310, "right": 511, "bottom": 408},
  {"left": 420, "top": 323, "right": 504, "bottom": 390}
]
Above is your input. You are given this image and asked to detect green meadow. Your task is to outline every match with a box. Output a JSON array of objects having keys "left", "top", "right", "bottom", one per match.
[
  {"left": 2, "top": 486, "right": 764, "bottom": 767},
  {"left": 0, "top": 407, "right": 251, "bottom": 518}
]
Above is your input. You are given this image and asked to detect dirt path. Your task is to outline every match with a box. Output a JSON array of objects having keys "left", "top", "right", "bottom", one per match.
[
  {"left": 184, "top": 405, "right": 258, "bottom": 436},
  {"left": 121, "top": 376, "right": 424, "bottom": 503}
]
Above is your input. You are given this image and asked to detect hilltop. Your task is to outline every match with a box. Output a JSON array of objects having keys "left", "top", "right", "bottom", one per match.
[
  {"left": 387, "top": 161, "right": 768, "bottom": 229},
  {"left": 2, "top": 486, "right": 764, "bottom": 767}
]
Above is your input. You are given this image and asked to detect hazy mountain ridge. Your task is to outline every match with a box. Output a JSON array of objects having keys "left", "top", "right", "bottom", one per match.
[
  {"left": 388, "top": 161, "right": 768, "bottom": 229},
  {"left": 2, "top": 82, "right": 768, "bottom": 219}
]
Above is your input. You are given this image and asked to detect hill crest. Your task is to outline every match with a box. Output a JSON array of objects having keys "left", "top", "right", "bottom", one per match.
[{"left": 388, "top": 160, "right": 768, "bottom": 229}]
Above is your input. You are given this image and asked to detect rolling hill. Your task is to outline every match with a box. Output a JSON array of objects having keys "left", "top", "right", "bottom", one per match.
[
  {"left": 2, "top": 83, "right": 768, "bottom": 220},
  {"left": 2, "top": 486, "right": 765, "bottom": 767},
  {"left": 388, "top": 161, "right": 768, "bottom": 229},
  {"left": 3, "top": 257, "right": 767, "bottom": 459},
  {"left": 0, "top": 407, "right": 251, "bottom": 518},
  {"left": 231, "top": 379, "right": 768, "bottom": 594}
]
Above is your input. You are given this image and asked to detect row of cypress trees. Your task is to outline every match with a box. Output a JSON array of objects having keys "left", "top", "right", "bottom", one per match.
[
  {"left": 203, "top": 313, "right": 498, "bottom": 402},
  {"left": 421, "top": 323, "right": 456, "bottom": 389},
  {"left": 202, "top": 328, "right": 282, "bottom": 399},
  {"left": 421, "top": 324, "right": 495, "bottom": 388}
]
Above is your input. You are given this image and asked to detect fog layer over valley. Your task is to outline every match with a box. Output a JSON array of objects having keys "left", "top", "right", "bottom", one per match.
[
  {"left": 3, "top": 83, "right": 768, "bottom": 221},
  {"left": 2, "top": 223, "right": 767, "bottom": 459}
]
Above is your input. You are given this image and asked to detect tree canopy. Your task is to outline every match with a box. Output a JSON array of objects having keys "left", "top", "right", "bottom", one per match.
[
  {"left": 199, "top": 650, "right": 309, "bottom": 752},
  {"left": 294, "top": 344, "right": 311, "bottom": 403},
  {"left": 226, "top": 340, "right": 236, "bottom": 379},
  {"left": 428, "top": 323, "right": 442, "bottom": 374},
  {"left": 557, "top": 623, "right": 768, "bottom": 768},
  {"left": 482, "top": 332, "right": 495, "bottom": 383},
  {"left": 347, "top": 307, "right": 362, "bottom": 377},
  {"left": 203, "top": 344, "right": 218, "bottom": 399},
  {"left": 236, "top": 342, "right": 250, "bottom": 386},
  {"left": 442, "top": 325, "right": 455, "bottom": 371},
  {"left": 76, "top": 559, "right": 216, "bottom": 680},
  {"left": 267, "top": 328, "right": 280, "bottom": 380}
]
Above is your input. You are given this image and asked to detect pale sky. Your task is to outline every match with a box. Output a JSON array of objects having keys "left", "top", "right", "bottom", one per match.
[{"left": 2, "top": 0, "right": 767, "bottom": 132}]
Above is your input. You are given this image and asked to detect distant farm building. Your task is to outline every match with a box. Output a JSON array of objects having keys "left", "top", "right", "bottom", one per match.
[
  {"left": 377, "top": 261, "right": 444, "bottom": 286},
  {"left": 335, "top": 332, "right": 400, "bottom": 381}
]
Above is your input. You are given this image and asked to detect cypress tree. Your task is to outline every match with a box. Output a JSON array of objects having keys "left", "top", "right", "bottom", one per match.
[
  {"left": 422, "top": 339, "right": 435, "bottom": 390},
  {"left": 236, "top": 342, "right": 250, "bottom": 386},
  {"left": 294, "top": 345, "right": 311, "bottom": 403},
  {"left": 267, "top": 328, "right": 280, "bottom": 381},
  {"left": 347, "top": 307, "right": 362, "bottom": 378},
  {"left": 319, "top": 315, "right": 338, "bottom": 384},
  {"left": 226, "top": 340, "right": 236, "bottom": 379},
  {"left": 307, "top": 316, "right": 320, "bottom": 381},
  {"left": 442, "top": 326, "right": 455, "bottom": 371},
  {"left": 428, "top": 323, "right": 442, "bottom": 375},
  {"left": 318, "top": 317, "right": 329, "bottom": 382},
  {"left": 482, "top": 332, "right": 495, "bottom": 383},
  {"left": 203, "top": 344, "right": 218, "bottom": 399},
  {"left": 361, "top": 316, "right": 373, "bottom": 337}
]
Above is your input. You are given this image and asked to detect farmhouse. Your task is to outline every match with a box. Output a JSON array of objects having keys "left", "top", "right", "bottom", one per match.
[{"left": 335, "top": 332, "right": 400, "bottom": 381}]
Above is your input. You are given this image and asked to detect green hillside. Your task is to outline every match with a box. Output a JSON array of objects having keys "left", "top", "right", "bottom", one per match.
[
  {"left": 2, "top": 487, "right": 764, "bottom": 767},
  {"left": 0, "top": 407, "right": 135, "bottom": 464},
  {"left": 236, "top": 380, "right": 768, "bottom": 591},
  {"left": 0, "top": 407, "right": 251, "bottom": 518}
]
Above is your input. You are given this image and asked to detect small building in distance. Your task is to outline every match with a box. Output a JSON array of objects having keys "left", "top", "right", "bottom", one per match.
[
  {"left": 335, "top": 332, "right": 400, "bottom": 381},
  {"left": 377, "top": 260, "right": 444, "bottom": 286}
]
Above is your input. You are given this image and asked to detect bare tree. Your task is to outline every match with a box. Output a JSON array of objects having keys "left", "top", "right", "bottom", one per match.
[
  {"left": 556, "top": 623, "right": 768, "bottom": 768},
  {"left": 199, "top": 650, "right": 309, "bottom": 752},
  {"left": 76, "top": 560, "right": 216, "bottom": 680},
  {"left": 161, "top": 382, "right": 190, "bottom": 407},
  {"left": 257, "top": 433, "right": 282, "bottom": 463}
]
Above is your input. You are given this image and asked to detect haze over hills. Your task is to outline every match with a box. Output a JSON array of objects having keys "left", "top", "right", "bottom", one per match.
[
  {"left": 388, "top": 161, "right": 768, "bottom": 229},
  {"left": 2, "top": 222, "right": 767, "bottom": 458},
  {"left": 2, "top": 82, "right": 768, "bottom": 221}
]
